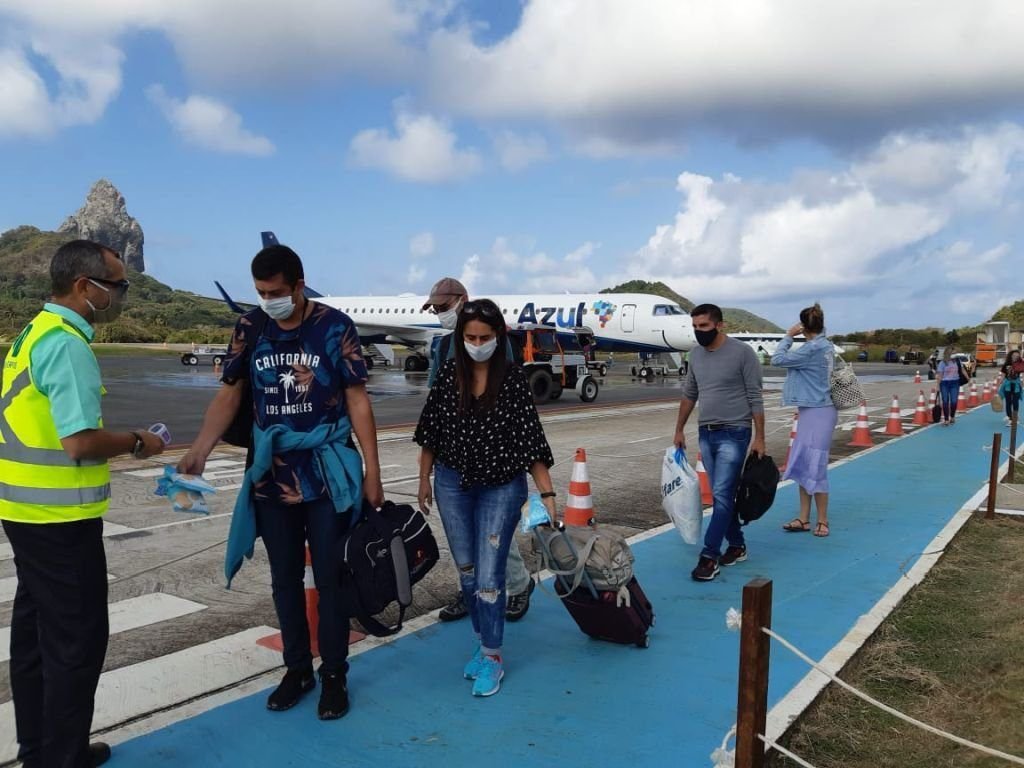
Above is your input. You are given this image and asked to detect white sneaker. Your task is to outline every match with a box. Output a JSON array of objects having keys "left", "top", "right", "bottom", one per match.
[{"left": 1006, "top": 417, "right": 1013, "bottom": 427}]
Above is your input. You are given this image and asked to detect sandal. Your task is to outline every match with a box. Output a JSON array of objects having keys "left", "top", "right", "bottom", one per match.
[
  {"left": 783, "top": 518, "right": 810, "bottom": 532},
  {"left": 814, "top": 522, "right": 830, "bottom": 537}
]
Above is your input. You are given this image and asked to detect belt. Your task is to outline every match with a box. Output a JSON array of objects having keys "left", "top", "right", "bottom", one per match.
[{"left": 700, "top": 423, "right": 748, "bottom": 431}]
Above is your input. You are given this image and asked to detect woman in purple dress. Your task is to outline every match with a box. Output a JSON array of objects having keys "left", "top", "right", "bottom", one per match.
[{"left": 771, "top": 304, "right": 838, "bottom": 538}]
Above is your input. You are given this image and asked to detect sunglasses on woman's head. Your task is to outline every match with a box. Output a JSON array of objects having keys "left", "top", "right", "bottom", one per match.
[{"left": 460, "top": 300, "right": 500, "bottom": 319}]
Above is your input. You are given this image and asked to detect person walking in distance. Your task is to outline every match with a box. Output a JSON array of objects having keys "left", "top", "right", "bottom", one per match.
[
  {"left": 999, "top": 349, "right": 1023, "bottom": 427},
  {"left": 0, "top": 240, "right": 165, "bottom": 768},
  {"left": 935, "top": 348, "right": 961, "bottom": 426},
  {"left": 673, "top": 304, "right": 765, "bottom": 582},
  {"left": 772, "top": 304, "right": 837, "bottom": 538},
  {"left": 179, "top": 243, "right": 384, "bottom": 721},
  {"left": 422, "top": 278, "right": 535, "bottom": 622}
]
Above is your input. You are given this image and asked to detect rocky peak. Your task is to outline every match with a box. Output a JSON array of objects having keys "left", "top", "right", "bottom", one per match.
[{"left": 58, "top": 179, "right": 145, "bottom": 272}]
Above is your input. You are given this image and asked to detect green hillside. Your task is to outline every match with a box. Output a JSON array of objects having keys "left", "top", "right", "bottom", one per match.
[
  {"left": 600, "top": 280, "right": 783, "bottom": 332},
  {"left": 0, "top": 226, "right": 236, "bottom": 343},
  {"left": 991, "top": 300, "right": 1024, "bottom": 329}
]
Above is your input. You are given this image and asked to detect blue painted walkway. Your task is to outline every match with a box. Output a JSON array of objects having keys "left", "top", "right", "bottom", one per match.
[{"left": 111, "top": 408, "right": 1004, "bottom": 767}]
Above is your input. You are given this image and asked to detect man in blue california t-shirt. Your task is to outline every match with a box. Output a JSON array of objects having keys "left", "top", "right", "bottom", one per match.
[{"left": 180, "top": 244, "right": 383, "bottom": 721}]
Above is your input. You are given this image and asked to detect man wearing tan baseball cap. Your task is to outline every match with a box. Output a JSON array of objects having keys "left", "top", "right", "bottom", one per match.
[{"left": 419, "top": 276, "right": 535, "bottom": 624}]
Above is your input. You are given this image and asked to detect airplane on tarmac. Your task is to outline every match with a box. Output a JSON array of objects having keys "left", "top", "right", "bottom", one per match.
[{"left": 214, "top": 232, "right": 697, "bottom": 372}]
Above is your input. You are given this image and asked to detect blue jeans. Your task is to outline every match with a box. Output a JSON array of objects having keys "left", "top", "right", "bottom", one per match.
[
  {"left": 939, "top": 379, "right": 959, "bottom": 420},
  {"left": 433, "top": 464, "right": 527, "bottom": 651},
  {"left": 255, "top": 497, "right": 353, "bottom": 675},
  {"left": 698, "top": 425, "right": 751, "bottom": 561}
]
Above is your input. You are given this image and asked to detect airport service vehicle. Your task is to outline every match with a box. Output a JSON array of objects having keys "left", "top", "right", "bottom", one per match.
[
  {"left": 951, "top": 352, "right": 977, "bottom": 377},
  {"left": 900, "top": 350, "right": 925, "bottom": 365},
  {"left": 180, "top": 346, "right": 227, "bottom": 367},
  {"left": 508, "top": 323, "right": 599, "bottom": 404}
]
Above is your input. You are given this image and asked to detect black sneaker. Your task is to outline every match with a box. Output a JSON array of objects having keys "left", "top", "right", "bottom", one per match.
[
  {"left": 89, "top": 742, "right": 112, "bottom": 767},
  {"left": 505, "top": 579, "right": 535, "bottom": 622},
  {"left": 266, "top": 666, "right": 315, "bottom": 711},
  {"left": 318, "top": 669, "right": 350, "bottom": 720},
  {"left": 438, "top": 591, "right": 469, "bottom": 622},
  {"left": 720, "top": 545, "right": 747, "bottom": 566},
  {"left": 691, "top": 556, "right": 720, "bottom": 582}
]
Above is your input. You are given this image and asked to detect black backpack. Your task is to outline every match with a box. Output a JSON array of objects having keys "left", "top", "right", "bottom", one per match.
[
  {"left": 734, "top": 452, "right": 780, "bottom": 526},
  {"left": 338, "top": 500, "right": 440, "bottom": 637},
  {"left": 221, "top": 310, "right": 269, "bottom": 450}
]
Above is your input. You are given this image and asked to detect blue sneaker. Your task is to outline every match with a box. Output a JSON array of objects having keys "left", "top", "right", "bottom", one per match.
[
  {"left": 472, "top": 655, "right": 504, "bottom": 697},
  {"left": 463, "top": 646, "right": 484, "bottom": 680}
]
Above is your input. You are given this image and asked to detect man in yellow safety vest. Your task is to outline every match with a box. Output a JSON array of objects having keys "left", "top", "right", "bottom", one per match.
[{"left": 0, "top": 240, "right": 165, "bottom": 768}]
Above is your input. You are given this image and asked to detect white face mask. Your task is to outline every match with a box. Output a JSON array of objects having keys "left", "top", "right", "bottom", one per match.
[
  {"left": 260, "top": 295, "right": 295, "bottom": 320},
  {"left": 465, "top": 338, "right": 498, "bottom": 362},
  {"left": 437, "top": 300, "right": 462, "bottom": 330}
]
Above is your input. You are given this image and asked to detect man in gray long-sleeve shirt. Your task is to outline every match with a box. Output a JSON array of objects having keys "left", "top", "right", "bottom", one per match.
[{"left": 673, "top": 303, "right": 765, "bottom": 582}]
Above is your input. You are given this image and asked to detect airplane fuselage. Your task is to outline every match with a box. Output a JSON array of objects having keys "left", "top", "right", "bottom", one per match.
[{"left": 314, "top": 293, "right": 696, "bottom": 354}]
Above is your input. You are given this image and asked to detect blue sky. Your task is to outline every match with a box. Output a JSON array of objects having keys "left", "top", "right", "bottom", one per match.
[{"left": 2, "top": 1, "right": 1024, "bottom": 333}]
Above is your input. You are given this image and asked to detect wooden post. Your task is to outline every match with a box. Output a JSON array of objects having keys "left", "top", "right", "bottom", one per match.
[
  {"left": 986, "top": 432, "right": 1002, "bottom": 520},
  {"left": 736, "top": 578, "right": 773, "bottom": 768},
  {"left": 1009, "top": 415, "right": 1018, "bottom": 484}
]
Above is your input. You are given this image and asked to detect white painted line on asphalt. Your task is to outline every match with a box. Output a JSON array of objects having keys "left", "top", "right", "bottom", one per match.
[
  {"left": 135, "top": 512, "right": 233, "bottom": 533},
  {"left": 0, "top": 573, "right": 116, "bottom": 604},
  {"left": 0, "top": 593, "right": 207, "bottom": 663},
  {"left": 123, "top": 459, "right": 242, "bottom": 479},
  {"left": 0, "top": 626, "right": 281, "bottom": 764},
  {"left": 103, "top": 521, "right": 135, "bottom": 536}
]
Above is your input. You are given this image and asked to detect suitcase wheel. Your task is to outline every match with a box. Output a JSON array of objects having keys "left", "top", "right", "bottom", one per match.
[{"left": 636, "top": 635, "right": 650, "bottom": 649}]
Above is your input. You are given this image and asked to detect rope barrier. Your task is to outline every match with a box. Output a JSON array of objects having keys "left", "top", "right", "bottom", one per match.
[
  {"left": 760, "top": 625, "right": 1024, "bottom": 765},
  {"left": 757, "top": 734, "right": 818, "bottom": 768}
]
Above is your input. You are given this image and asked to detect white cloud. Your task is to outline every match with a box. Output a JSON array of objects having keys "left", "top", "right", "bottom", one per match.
[
  {"left": 457, "top": 238, "right": 602, "bottom": 294},
  {"left": 427, "top": 1, "right": 1024, "bottom": 150},
  {"left": 459, "top": 254, "right": 481, "bottom": 294},
  {"left": 409, "top": 231, "right": 435, "bottom": 257},
  {"left": 618, "top": 124, "right": 1024, "bottom": 328},
  {"left": 0, "top": 48, "right": 52, "bottom": 138},
  {"left": 349, "top": 106, "right": 482, "bottom": 183},
  {"left": 406, "top": 263, "right": 426, "bottom": 285},
  {"left": 493, "top": 130, "right": 549, "bottom": 171},
  {"left": 146, "top": 85, "right": 274, "bottom": 156}
]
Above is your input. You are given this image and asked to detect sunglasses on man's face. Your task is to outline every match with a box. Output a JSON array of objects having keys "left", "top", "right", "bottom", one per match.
[
  {"left": 460, "top": 300, "right": 501, "bottom": 319},
  {"left": 87, "top": 276, "right": 131, "bottom": 296}
]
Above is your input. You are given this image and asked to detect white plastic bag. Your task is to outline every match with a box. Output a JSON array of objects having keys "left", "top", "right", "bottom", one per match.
[{"left": 661, "top": 447, "right": 703, "bottom": 545}]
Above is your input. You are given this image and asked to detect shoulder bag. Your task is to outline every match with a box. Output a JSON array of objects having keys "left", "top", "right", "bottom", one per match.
[{"left": 829, "top": 355, "right": 864, "bottom": 410}]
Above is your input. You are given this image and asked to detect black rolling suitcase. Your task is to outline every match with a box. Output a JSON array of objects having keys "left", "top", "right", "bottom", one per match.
[{"left": 535, "top": 525, "right": 654, "bottom": 648}]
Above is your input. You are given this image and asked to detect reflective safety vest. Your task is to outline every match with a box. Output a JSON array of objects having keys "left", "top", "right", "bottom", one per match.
[{"left": 0, "top": 310, "right": 110, "bottom": 523}]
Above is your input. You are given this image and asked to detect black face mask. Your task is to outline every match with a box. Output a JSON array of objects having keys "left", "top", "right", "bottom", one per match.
[{"left": 695, "top": 327, "right": 719, "bottom": 347}]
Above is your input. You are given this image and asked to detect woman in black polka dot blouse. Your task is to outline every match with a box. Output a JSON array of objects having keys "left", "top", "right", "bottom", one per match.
[{"left": 414, "top": 298, "right": 556, "bottom": 698}]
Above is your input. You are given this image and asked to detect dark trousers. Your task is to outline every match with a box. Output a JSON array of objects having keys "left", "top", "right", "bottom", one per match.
[
  {"left": 255, "top": 497, "right": 352, "bottom": 675},
  {"left": 2, "top": 517, "right": 108, "bottom": 768}
]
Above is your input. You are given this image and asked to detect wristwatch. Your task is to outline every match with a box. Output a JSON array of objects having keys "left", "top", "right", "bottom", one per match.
[
  {"left": 540, "top": 491, "right": 556, "bottom": 499},
  {"left": 130, "top": 431, "right": 145, "bottom": 458}
]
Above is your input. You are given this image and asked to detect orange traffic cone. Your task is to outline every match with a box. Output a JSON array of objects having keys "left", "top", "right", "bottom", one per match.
[
  {"left": 564, "top": 448, "right": 595, "bottom": 527},
  {"left": 982, "top": 381, "right": 992, "bottom": 403},
  {"left": 779, "top": 412, "right": 799, "bottom": 471},
  {"left": 912, "top": 390, "right": 929, "bottom": 426},
  {"left": 957, "top": 385, "right": 966, "bottom": 412},
  {"left": 695, "top": 451, "right": 713, "bottom": 507},
  {"left": 968, "top": 381, "right": 979, "bottom": 408},
  {"left": 928, "top": 387, "right": 937, "bottom": 411},
  {"left": 884, "top": 394, "right": 904, "bottom": 436},
  {"left": 914, "top": 370, "right": 921, "bottom": 384},
  {"left": 848, "top": 400, "right": 874, "bottom": 447}
]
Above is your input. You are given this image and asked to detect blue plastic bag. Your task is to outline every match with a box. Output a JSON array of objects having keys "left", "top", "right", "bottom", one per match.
[
  {"left": 520, "top": 492, "right": 552, "bottom": 532},
  {"left": 154, "top": 465, "right": 216, "bottom": 514}
]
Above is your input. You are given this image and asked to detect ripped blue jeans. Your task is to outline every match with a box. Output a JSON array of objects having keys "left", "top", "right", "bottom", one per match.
[{"left": 433, "top": 464, "right": 527, "bottom": 651}]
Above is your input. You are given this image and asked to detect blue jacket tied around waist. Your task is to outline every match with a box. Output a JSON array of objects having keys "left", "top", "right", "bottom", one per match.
[{"left": 225, "top": 418, "right": 364, "bottom": 587}]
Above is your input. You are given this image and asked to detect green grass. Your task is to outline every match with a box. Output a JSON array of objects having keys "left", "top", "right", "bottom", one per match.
[{"left": 769, "top": 516, "right": 1024, "bottom": 768}]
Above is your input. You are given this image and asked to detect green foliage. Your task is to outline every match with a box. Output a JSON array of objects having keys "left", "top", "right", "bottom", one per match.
[
  {"left": 0, "top": 227, "right": 239, "bottom": 342},
  {"left": 991, "top": 299, "right": 1024, "bottom": 328},
  {"left": 600, "top": 280, "right": 783, "bottom": 332}
]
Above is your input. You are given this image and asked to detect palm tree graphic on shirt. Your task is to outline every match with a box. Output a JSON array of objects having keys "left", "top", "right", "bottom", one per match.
[{"left": 278, "top": 370, "right": 297, "bottom": 404}]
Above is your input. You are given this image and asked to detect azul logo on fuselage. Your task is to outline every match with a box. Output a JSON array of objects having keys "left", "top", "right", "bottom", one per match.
[{"left": 516, "top": 302, "right": 587, "bottom": 328}]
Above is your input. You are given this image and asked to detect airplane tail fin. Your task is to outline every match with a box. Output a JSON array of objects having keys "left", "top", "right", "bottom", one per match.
[
  {"left": 215, "top": 281, "right": 248, "bottom": 314},
  {"left": 260, "top": 231, "right": 323, "bottom": 299}
]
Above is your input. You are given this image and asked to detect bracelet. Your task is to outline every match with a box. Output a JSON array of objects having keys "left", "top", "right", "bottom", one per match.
[
  {"left": 540, "top": 491, "right": 556, "bottom": 499},
  {"left": 130, "top": 431, "right": 144, "bottom": 458}
]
